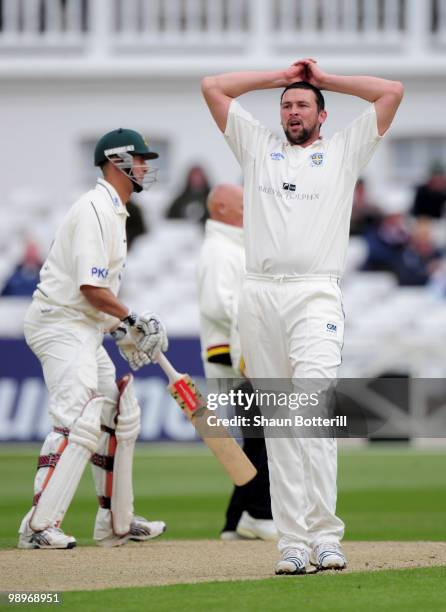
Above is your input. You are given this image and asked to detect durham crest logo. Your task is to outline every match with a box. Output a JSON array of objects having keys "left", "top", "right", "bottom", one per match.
[{"left": 310, "top": 152, "right": 324, "bottom": 166}]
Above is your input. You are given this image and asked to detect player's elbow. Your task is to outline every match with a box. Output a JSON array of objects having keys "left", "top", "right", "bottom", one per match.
[
  {"left": 201, "top": 76, "right": 217, "bottom": 96},
  {"left": 389, "top": 80, "right": 404, "bottom": 102},
  {"left": 80, "top": 284, "right": 101, "bottom": 307},
  {"left": 80, "top": 284, "right": 91, "bottom": 297}
]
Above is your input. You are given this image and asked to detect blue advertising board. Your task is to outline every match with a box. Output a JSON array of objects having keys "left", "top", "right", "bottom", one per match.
[{"left": 0, "top": 337, "right": 204, "bottom": 442}]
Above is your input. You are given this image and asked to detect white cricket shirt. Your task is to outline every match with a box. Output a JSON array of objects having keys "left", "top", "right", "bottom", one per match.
[
  {"left": 225, "top": 100, "right": 382, "bottom": 277},
  {"left": 33, "top": 178, "right": 128, "bottom": 325},
  {"left": 197, "top": 219, "right": 244, "bottom": 369}
]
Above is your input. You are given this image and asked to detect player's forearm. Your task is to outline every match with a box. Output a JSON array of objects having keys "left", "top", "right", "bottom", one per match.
[
  {"left": 321, "top": 73, "right": 404, "bottom": 104},
  {"left": 80, "top": 285, "right": 129, "bottom": 320},
  {"left": 202, "top": 70, "right": 289, "bottom": 99}
]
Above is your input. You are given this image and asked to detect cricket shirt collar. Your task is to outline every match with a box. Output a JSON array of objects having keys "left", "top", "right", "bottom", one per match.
[
  {"left": 96, "top": 178, "right": 129, "bottom": 217},
  {"left": 205, "top": 219, "right": 244, "bottom": 246}
]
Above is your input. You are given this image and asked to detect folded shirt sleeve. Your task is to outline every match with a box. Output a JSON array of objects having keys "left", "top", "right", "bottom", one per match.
[
  {"left": 224, "top": 99, "right": 272, "bottom": 168},
  {"left": 338, "top": 104, "right": 383, "bottom": 177}
]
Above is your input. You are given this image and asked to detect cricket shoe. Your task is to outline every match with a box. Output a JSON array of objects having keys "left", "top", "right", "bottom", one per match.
[
  {"left": 129, "top": 516, "right": 166, "bottom": 542},
  {"left": 220, "top": 530, "right": 244, "bottom": 541},
  {"left": 18, "top": 526, "right": 76, "bottom": 550},
  {"left": 275, "top": 547, "right": 310, "bottom": 575},
  {"left": 236, "top": 511, "right": 278, "bottom": 541},
  {"left": 311, "top": 542, "right": 347, "bottom": 570},
  {"left": 96, "top": 516, "right": 166, "bottom": 548}
]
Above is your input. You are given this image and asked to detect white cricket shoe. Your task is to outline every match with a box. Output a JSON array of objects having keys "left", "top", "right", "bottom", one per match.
[
  {"left": 275, "top": 547, "right": 310, "bottom": 575},
  {"left": 96, "top": 515, "right": 166, "bottom": 548},
  {"left": 220, "top": 530, "right": 244, "bottom": 541},
  {"left": 18, "top": 526, "right": 76, "bottom": 550},
  {"left": 129, "top": 516, "right": 166, "bottom": 542},
  {"left": 236, "top": 511, "right": 278, "bottom": 541},
  {"left": 311, "top": 542, "right": 347, "bottom": 570}
]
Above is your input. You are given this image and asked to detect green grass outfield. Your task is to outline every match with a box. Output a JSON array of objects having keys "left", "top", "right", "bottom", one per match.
[
  {"left": 0, "top": 444, "right": 445, "bottom": 611},
  {"left": 16, "top": 567, "right": 446, "bottom": 612}
]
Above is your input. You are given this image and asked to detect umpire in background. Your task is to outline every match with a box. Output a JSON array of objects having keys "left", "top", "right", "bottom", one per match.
[{"left": 197, "top": 184, "right": 277, "bottom": 541}]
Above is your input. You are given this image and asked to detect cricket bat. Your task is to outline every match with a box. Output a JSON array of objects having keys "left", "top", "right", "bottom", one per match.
[{"left": 156, "top": 353, "right": 257, "bottom": 486}]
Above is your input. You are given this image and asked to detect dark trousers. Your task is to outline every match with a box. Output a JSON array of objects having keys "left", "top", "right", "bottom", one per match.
[
  {"left": 222, "top": 436, "right": 273, "bottom": 531},
  {"left": 222, "top": 381, "right": 272, "bottom": 532}
]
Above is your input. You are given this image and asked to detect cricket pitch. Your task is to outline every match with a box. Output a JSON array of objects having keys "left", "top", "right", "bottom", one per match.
[{"left": 1, "top": 541, "right": 446, "bottom": 591}]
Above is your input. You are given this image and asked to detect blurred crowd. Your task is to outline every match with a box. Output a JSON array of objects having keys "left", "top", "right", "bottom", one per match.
[
  {"left": 2, "top": 162, "right": 446, "bottom": 300},
  {"left": 352, "top": 165, "right": 446, "bottom": 293}
]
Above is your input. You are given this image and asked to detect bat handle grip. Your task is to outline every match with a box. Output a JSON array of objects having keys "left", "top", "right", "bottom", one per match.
[{"left": 155, "top": 352, "right": 180, "bottom": 383}]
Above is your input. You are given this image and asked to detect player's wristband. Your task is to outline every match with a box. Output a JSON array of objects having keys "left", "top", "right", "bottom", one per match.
[
  {"left": 121, "top": 311, "right": 138, "bottom": 327},
  {"left": 110, "top": 325, "right": 127, "bottom": 342}
]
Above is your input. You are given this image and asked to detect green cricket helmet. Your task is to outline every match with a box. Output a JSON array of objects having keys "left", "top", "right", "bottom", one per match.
[{"left": 94, "top": 128, "right": 159, "bottom": 193}]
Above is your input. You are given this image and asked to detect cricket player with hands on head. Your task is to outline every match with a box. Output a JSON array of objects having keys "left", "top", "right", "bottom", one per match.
[
  {"left": 198, "top": 184, "right": 276, "bottom": 541},
  {"left": 202, "top": 58, "right": 403, "bottom": 573},
  {"left": 18, "top": 128, "right": 168, "bottom": 549}
]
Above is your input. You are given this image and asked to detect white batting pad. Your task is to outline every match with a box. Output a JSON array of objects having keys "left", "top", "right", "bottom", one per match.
[
  {"left": 111, "top": 375, "right": 141, "bottom": 535},
  {"left": 30, "top": 396, "right": 103, "bottom": 531}
]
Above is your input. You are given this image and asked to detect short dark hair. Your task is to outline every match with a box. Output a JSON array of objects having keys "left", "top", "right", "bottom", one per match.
[{"left": 280, "top": 82, "right": 325, "bottom": 112}]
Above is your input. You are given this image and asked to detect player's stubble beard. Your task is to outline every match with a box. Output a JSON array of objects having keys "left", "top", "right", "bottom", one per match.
[{"left": 283, "top": 119, "right": 320, "bottom": 146}]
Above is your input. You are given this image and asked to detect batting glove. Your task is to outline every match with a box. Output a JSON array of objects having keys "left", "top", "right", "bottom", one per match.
[
  {"left": 122, "top": 310, "right": 168, "bottom": 361},
  {"left": 111, "top": 325, "right": 151, "bottom": 371}
]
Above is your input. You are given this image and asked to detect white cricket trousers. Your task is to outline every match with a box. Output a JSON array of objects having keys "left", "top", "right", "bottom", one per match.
[
  {"left": 20, "top": 300, "right": 118, "bottom": 533},
  {"left": 23, "top": 300, "right": 118, "bottom": 429},
  {"left": 238, "top": 274, "right": 345, "bottom": 553}
]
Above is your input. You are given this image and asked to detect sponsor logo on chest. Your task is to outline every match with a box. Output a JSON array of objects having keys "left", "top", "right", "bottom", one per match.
[
  {"left": 258, "top": 184, "right": 320, "bottom": 201},
  {"left": 310, "top": 152, "right": 325, "bottom": 167}
]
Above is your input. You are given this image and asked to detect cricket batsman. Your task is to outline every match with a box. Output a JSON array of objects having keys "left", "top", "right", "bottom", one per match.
[
  {"left": 18, "top": 128, "right": 168, "bottom": 549},
  {"left": 202, "top": 58, "right": 403, "bottom": 573}
]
